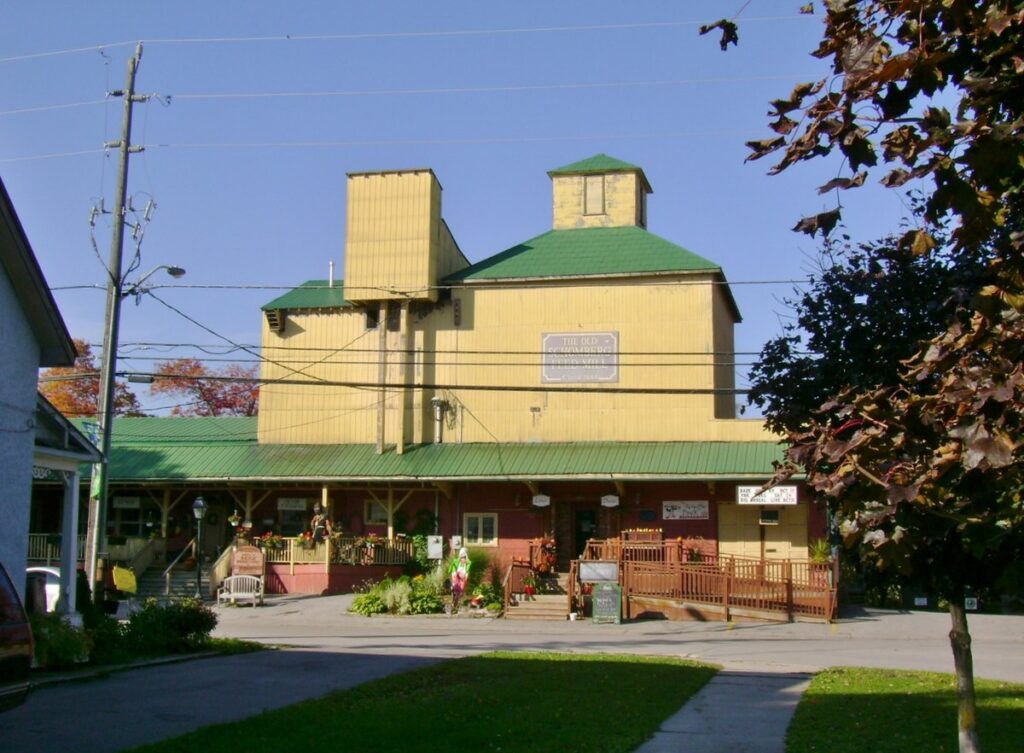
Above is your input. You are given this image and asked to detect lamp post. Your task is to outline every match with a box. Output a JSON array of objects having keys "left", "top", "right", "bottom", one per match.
[
  {"left": 85, "top": 263, "right": 186, "bottom": 600},
  {"left": 192, "top": 496, "right": 207, "bottom": 599}
]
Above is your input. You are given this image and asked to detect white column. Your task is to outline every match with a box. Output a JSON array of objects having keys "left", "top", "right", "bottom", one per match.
[{"left": 59, "top": 469, "right": 81, "bottom": 615}]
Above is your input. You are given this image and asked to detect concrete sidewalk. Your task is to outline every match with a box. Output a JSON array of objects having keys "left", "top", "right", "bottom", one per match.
[{"left": 634, "top": 669, "right": 811, "bottom": 753}]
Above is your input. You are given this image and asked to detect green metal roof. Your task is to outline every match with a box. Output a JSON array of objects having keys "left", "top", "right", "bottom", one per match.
[
  {"left": 94, "top": 417, "right": 785, "bottom": 483},
  {"left": 261, "top": 280, "right": 351, "bottom": 311},
  {"left": 446, "top": 226, "right": 721, "bottom": 282},
  {"left": 549, "top": 154, "right": 641, "bottom": 175},
  {"left": 548, "top": 154, "right": 652, "bottom": 192}
]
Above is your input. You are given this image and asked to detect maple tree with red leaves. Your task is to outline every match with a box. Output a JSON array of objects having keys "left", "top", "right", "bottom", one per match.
[
  {"left": 150, "top": 358, "right": 259, "bottom": 416},
  {"left": 38, "top": 338, "right": 143, "bottom": 418},
  {"left": 709, "top": 3, "right": 1024, "bottom": 751}
]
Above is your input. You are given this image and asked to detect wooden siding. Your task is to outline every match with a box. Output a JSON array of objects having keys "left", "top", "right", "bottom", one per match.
[
  {"left": 343, "top": 170, "right": 440, "bottom": 303},
  {"left": 718, "top": 503, "right": 810, "bottom": 561},
  {"left": 712, "top": 284, "right": 738, "bottom": 419},
  {"left": 552, "top": 173, "right": 643, "bottom": 230},
  {"left": 258, "top": 273, "right": 775, "bottom": 444}
]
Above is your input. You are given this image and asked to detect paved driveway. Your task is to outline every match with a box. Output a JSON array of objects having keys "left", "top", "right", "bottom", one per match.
[{"left": 3, "top": 598, "right": 1020, "bottom": 753}]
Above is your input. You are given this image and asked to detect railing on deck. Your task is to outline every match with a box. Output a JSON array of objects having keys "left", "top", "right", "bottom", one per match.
[
  {"left": 27, "top": 533, "right": 88, "bottom": 565},
  {"left": 254, "top": 535, "right": 415, "bottom": 567},
  {"left": 579, "top": 537, "right": 837, "bottom": 622},
  {"left": 503, "top": 558, "right": 534, "bottom": 614}
]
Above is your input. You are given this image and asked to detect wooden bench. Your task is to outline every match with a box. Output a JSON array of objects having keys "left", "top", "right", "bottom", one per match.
[{"left": 216, "top": 574, "right": 264, "bottom": 607}]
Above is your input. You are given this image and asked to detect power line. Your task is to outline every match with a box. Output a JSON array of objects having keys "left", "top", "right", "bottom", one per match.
[
  {"left": 121, "top": 370, "right": 754, "bottom": 396},
  {"left": 50, "top": 276, "right": 813, "bottom": 293},
  {"left": 0, "top": 16, "right": 813, "bottom": 65},
  {"left": 0, "top": 74, "right": 824, "bottom": 119}
]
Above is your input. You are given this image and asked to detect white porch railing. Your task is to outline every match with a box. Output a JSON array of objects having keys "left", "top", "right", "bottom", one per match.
[{"left": 27, "top": 533, "right": 88, "bottom": 565}]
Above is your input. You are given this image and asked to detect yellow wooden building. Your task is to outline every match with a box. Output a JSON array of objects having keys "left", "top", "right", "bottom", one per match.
[
  {"left": 251, "top": 154, "right": 821, "bottom": 571},
  {"left": 31, "top": 155, "right": 823, "bottom": 601}
]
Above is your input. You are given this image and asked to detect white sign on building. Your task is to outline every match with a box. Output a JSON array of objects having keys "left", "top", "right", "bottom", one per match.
[
  {"left": 736, "top": 485, "right": 799, "bottom": 506},
  {"left": 541, "top": 331, "right": 619, "bottom": 383},
  {"left": 662, "top": 500, "right": 710, "bottom": 520}
]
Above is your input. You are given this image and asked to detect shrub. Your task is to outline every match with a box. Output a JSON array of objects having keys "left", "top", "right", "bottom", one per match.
[
  {"left": 381, "top": 578, "right": 413, "bottom": 615},
  {"left": 470, "top": 582, "right": 504, "bottom": 610},
  {"left": 86, "top": 614, "right": 131, "bottom": 665},
  {"left": 409, "top": 590, "right": 444, "bottom": 614},
  {"left": 349, "top": 592, "right": 387, "bottom": 615},
  {"left": 124, "top": 598, "right": 217, "bottom": 655},
  {"left": 30, "top": 613, "right": 93, "bottom": 670}
]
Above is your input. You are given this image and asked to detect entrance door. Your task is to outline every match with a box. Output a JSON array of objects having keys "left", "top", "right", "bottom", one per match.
[
  {"left": 574, "top": 509, "right": 598, "bottom": 558},
  {"left": 718, "top": 504, "right": 762, "bottom": 559}
]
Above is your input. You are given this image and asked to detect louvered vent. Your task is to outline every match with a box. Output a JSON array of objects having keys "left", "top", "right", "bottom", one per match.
[{"left": 265, "top": 309, "right": 285, "bottom": 332}]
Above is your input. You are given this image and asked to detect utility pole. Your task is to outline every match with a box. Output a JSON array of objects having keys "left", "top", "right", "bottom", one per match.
[{"left": 85, "top": 42, "right": 146, "bottom": 599}]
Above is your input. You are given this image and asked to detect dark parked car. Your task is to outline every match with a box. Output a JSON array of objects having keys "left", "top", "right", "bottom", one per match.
[{"left": 0, "top": 560, "right": 33, "bottom": 711}]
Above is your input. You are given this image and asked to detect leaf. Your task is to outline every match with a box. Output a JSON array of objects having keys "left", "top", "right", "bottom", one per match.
[
  {"left": 911, "top": 229, "right": 936, "bottom": 256},
  {"left": 818, "top": 172, "right": 867, "bottom": 194},
  {"left": 792, "top": 208, "right": 842, "bottom": 238},
  {"left": 799, "top": 3, "right": 813, "bottom": 14},
  {"left": 698, "top": 19, "right": 739, "bottom": 51},
  {"left": 744, "top": 136, "right": 786, "bottom": 161}
]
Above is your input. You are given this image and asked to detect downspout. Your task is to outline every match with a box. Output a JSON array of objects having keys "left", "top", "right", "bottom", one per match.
[
  {"left": 376, "top": 301, "right": 387, "bottom": 454},
  {"left": 397, "top": 301, "right": 410, "bottom": 455}
]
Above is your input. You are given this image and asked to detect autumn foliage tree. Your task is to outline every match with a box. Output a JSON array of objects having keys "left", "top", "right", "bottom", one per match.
[
  {"left": 706, "top": 3, "right": 1024, "bottom": 751},
  {"left": 38, "top": 338, "right": 143, "bottom": 418},
  {"left": 150, "top": 358, "right": 259, "bottom": 416}
]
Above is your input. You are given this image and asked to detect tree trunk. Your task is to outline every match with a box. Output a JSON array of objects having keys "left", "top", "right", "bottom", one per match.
[{"left": 948, "top": 601, "right": 981, "bottom": 753}]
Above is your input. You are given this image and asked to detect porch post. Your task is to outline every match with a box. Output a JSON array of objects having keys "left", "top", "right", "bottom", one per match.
[
  {"left": 160, "top": 488, "right": 171, "bottom": 538},
  {"left": 387, "top": 487, "right": 394, "bottom": 540},
  {"left": 59, "top": 469, "right": 81, "bottom": 615}
]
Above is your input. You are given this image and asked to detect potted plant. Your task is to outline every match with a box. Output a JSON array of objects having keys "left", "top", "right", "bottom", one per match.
[
  {"left": 809, "top": 538, "right": 832, "bottom": 564},
  {"left": 809, "top": 538, "right": 833, "bottom": 588},
  {"left": 522, "top": 573, "right": 538, "bottom": 599}
]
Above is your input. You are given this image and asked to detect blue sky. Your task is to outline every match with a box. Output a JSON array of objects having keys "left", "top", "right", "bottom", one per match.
[{"left": 1, "top": 2, "right": 913, "bottom": 414}]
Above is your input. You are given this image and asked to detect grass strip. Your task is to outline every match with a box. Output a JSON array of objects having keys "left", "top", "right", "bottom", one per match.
[
  {"left": 787, "top": 667, "right": 1024, "bottom": 753},
  {"left": 127, "top": 651, "right": 717, "bottom": 753}
]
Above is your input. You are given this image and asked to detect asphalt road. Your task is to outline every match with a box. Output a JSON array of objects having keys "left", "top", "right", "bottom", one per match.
[{"left": 2, "top": 596, "right": 1020, "bottom": 753}]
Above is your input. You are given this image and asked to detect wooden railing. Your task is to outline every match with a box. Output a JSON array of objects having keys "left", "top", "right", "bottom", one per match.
[
  {"left": 27, "top": 533, "right": 88, "bottom": 565},
  {"left": 620, "top": 559, "right": 836, "bottom": 622},
  {"left": 578, "top": 537, "right": 838, "bottom": 622},
  {"left": 503, "top": 559, "right": 535, "bottom": 614},
  {"left": 255, "top": 535, "right": 415, "bottom": 567}
]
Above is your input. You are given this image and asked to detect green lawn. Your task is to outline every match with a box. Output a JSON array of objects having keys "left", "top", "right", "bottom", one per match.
[
  {"left": 126, "top": 651, "right": 718, "bottom": 753},
  {"left": 787, "top": 667, "right": 1024, "bottom": 753}
]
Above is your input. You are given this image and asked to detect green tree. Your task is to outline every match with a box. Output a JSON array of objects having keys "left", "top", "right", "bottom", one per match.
[
  {"left": 707, "top": 4, "right": 1024, "bottom": 751},
  {"left": 748, "top": 226, "right": 989, "bottom": 435}
]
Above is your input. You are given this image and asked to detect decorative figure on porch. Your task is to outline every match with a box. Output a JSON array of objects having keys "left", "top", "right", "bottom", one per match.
[
  {"left": 311, "top": 505, "right": 332, "bottom": 543},
  {"left": 448, "top": 547, "right": 471, "bottom": 613}
]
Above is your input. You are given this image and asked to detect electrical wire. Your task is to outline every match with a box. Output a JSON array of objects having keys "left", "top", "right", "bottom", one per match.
[{"left": 0, "top": 16, "right": 814, "bottom": 64}]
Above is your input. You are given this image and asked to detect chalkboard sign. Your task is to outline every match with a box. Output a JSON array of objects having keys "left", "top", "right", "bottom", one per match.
[{"left": 592, "top": 582, "right": 621, "bottom": 624}]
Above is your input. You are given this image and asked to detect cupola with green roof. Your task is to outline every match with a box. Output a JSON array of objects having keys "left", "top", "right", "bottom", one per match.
[{"left": 548, "top": 154, "right": 652, "bottom": 231}]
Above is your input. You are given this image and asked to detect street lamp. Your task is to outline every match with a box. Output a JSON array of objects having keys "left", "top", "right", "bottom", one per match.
[
  {"left": 86, "top": 264, "right": 185, "bottom": 599},
  {"left": 122, "top": 264, "right": 186, "bottom": 303},
  {"left": 192, "top": 496, "right": 207, "bottom": 599}
]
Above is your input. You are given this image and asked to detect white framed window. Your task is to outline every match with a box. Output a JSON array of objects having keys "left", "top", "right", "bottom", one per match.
[
  {"left": 463, "top": 512, "right": 498, "bottom": 546},
  {"left": 365, "top": 500, "right": 388, "bottom": 525}
]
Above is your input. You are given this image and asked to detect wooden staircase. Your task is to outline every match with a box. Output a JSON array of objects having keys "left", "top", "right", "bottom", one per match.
[
  {"left": 505, "top": 572, "right": 571, "bottom": 621},
  {"left": 135, "top": 565, "right": 210, "bottom": 601}
]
